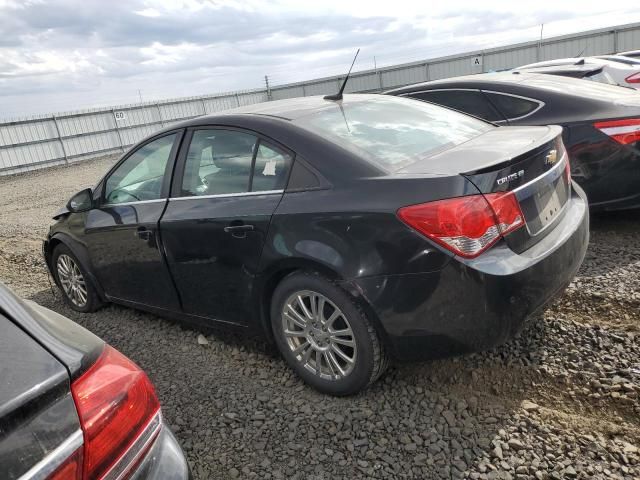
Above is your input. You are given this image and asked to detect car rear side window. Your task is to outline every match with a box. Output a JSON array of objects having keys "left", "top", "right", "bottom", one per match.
[
  {"left": 484, "top": 92, "right": 540, "bottom": 120},
  {"left": 411, "top": 90, "right": 504, "bottom": 122},
  {"left": 251, "top": 142, "right": 293, "bottom": 192},
  {"left": 295, "top": 96, "right": 493, "bottom": 172},
  {"left": 179, "top": 129, "right": 292, "bottom": 197}
]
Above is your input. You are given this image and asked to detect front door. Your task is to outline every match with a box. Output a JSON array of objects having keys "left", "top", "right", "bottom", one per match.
[
  {"left": 84, "top": 131, "right": 183, "bottom": 310},
  {"left": 159, "top": 127, "right": 293, "bottom": 325}
]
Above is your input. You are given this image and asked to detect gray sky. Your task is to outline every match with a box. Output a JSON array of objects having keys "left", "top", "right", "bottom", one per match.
[{"left": 1, "top": 0, "right": 640, "bottom": 119}]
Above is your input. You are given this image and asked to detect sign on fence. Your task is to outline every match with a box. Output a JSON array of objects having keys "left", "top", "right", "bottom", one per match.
[{"left": 113, "top": 111, "right": 127, "bottom": 121}]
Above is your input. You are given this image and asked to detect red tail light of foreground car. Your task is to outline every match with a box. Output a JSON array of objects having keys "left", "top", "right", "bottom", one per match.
[
  {"left": 49, "top": 345, "right": 162, "bottom": 480},
  {"left": 397, "top": 192, "right": 525, "bottom": 259}
]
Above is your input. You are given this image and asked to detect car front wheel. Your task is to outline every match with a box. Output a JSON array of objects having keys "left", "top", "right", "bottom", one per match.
[
  {"left": 271, "top": 272, "right": 388, "bottom": 396},
  {"left": 52, "top": 244, "right": 103, "bottom": 313}
]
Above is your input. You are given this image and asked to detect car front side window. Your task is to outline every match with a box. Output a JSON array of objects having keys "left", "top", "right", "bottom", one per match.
[{"left": 104, "top": 133, "right": 177, "bottom": 204}]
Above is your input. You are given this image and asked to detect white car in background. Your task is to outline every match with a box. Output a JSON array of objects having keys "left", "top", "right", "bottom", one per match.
[
  {"left": 618, "top": 50, "right": 640, "bottom": 59},
  {"left": 516, "top": 56, "right": 640, "bottom": 89}
]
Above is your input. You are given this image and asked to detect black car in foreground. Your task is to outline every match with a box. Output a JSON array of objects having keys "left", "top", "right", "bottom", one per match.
[
  {"left": 44, "top": 94, "right": 588, "bottom": 395},
  {"left": 387, "top": 72, "right": 640, "bottom": 211},
  {"left": 0, "top": 282, "right": 190, "bottom": 479}
]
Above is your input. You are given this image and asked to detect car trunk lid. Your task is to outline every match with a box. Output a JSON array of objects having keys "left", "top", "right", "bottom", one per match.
[{"left": 398, "top": 125, "right": 570, "bottom": 253}]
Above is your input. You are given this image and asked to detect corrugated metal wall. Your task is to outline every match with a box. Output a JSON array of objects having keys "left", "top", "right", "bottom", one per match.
[{"left": 2, "top": 22, "right": 639, "bottom": 175}]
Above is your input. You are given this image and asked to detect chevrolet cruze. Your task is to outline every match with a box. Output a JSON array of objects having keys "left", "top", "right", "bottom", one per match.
[{"left": 44, "top": 95, "right": 589, "bottom": 395}]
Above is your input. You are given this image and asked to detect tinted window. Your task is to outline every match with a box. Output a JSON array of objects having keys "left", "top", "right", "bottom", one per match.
[
  {"left": 251, "top": 142, "right": 293, "bottom": 192},
  {"left": 105, "top": 133, "right": 176, "bottom": 204},
  {"left": 413, "top": 90, "right": 503, "bottom": 122},
  {"left": 295, "top": 96, "right": 493, "bottom": 172},
  {"left": 181, "top": 129, "right": 257, "bottom": 196},
  {"left": 484, "top": 92, "right": 540, "bottom": 120}
]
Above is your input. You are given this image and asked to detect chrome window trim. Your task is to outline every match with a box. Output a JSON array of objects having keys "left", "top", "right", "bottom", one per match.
[
  {"left": 19, "top": 429, "right": 83, "bottom": 480},
  {"left": 169, "top": 189, "right": 284, "bottom": 201},
  {"left": 101, "top": 198, "right": 167, "bottom": 207},
  {"left": 400, "top": 88, "right": 545, "bottom": 122},
  {"left": 480, "top": 90, "right": 545, "bottom": 122}
]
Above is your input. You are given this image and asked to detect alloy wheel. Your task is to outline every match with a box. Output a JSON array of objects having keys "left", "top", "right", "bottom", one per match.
[
  {"left": 281, "top": 290, "right": 357, "bottom": 380},
  {"left": 57, "top": 254, "right": 88, "bottom": 308}
]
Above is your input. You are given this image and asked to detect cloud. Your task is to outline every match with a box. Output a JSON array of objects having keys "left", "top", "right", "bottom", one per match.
[{"left": 0, "top": 0, "right": 640, "bottom": 118}]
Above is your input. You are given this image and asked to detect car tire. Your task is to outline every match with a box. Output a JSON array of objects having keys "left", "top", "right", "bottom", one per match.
[
  {"left": 271, "top": 271, "right": 388, "bottom": 396},
  {"left": 52, "top": 244, "right": 103, "bottom": 313}
]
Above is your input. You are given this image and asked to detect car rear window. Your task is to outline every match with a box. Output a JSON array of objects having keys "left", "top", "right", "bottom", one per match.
[
  {"left": 294, "top": 96, "right": 493, "bottom": 171},
  {"left": 484, "top": 92, "right": 540, "bottom": 119}
]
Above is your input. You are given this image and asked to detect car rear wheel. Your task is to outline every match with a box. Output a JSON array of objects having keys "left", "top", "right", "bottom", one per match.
[
  {"left": 271, "top": 272, "right": 388, "bottom": 396},
  {"left": 53, "top": 244, "right": 103, "bottom": 313}
]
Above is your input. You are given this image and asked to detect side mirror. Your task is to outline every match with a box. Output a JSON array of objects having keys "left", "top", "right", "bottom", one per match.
[{"left": 67, "top": 188, "right": 93, "bottom": 213}]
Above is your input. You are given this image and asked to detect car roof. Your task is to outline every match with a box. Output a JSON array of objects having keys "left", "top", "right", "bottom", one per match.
[
  {"left": 618, "top": 50, "right": 640, "bottom": 57},
  {"left": 386, "top": 71, "right": 640, "bottom": 99},
  {"left": 205, "top": 93, "right": 385, "bottom": 121}
]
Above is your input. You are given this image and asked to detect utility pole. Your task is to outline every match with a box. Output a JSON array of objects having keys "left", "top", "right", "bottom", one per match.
[
  {"left": 264, "top": 75, "right": 272, "bottom": 101},
  {"left": 538, "top": 24, "right": 544, "bottom": 61},
  {"left": 138, "top": 89, "right": 143, "bottom": 103}
]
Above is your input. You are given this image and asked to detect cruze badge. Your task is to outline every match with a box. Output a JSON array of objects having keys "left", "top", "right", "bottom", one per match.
[
  {"left": 496, "top": 170, "right": 525, "bottom": 186},
  {"left": 545, "top": 149, "right": 558, "bottom": 166}
]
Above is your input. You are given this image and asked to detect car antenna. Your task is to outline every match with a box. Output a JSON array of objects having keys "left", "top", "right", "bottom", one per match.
[{"left": 324, "top": 49, "right": 360, "bottom": 101}]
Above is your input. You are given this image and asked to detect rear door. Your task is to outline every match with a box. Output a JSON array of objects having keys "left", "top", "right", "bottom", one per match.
[
  {"left": 84, "top": 131, "right": 183, "bottom": 310},
  {"left": 160, "top": 127, "right": 293, "bottom": 325}
]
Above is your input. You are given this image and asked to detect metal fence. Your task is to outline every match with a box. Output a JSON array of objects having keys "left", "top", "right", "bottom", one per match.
[{"left": 2, "top": 22, "right": 640, "bottom": 176}]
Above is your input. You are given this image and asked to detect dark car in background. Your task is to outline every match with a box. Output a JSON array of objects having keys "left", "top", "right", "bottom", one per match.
[
  {"left": 0, "top": 282, "right": 190, "bottom": 479},
  {"left": 44, "top": 94, "right": 588, "bottom": 395},
  {"left": 387, "top": 72, "right": 640, "bottom": 211}
]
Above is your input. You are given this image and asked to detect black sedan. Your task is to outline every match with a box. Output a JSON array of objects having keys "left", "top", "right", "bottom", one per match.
[
  {"left": 387, "top": 72, "right": 640, "bottom": 211},
  {"left": 0, "top": 282, "right": 190, "bottom": 479},
  {"left": 44, "top": 94, "right": 588, "bottom": 395}
]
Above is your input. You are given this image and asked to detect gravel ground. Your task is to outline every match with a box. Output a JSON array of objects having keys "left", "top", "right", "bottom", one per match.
[{"left": 0, "top": 158, "right": 638, "bottom": 480}]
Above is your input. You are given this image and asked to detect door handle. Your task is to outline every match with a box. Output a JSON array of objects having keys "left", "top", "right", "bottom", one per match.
[
  {"left": 135, "top": 227, "right": 153, "bottom": 241},
  {"left": 224, "top": 224, "right": 254, "bottom": 238}
]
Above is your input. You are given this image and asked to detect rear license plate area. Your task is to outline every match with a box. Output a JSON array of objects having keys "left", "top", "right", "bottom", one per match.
[{"left": 518, "top": 168, "right": 570, "bottom": 236}]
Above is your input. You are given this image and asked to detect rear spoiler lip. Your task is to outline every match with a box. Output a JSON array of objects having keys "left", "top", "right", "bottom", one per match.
[
  {"left": 514, "top": 65, "right": 604, "bottom": 78},
  {"left": 460, "top": 138, "right": 557, "bottom": 176}
]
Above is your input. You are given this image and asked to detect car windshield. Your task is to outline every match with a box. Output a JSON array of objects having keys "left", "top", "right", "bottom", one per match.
[{"left": 294, "top": 96, "right": 493, "bottom": 172}]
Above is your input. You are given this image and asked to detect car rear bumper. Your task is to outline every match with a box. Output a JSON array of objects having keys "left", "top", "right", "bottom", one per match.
[
  {"left": 351, "top": 184, "right": 589, "bottom": 361},
  {"left": 131, "top": 424, "right": 192, "bottom": 480}
]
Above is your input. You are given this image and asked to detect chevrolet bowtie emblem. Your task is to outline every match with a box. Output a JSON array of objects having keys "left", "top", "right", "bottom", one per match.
[{"left": 545, "top": 149, "right": 558, "bottom": 166}]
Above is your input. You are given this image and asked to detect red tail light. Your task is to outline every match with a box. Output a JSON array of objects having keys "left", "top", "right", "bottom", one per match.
[
  {"left": 71, "top": 346, "right": 161, "bottom": 480},
  {"left": 397, "top": 192, "right": 524, "bottom": 259},
  {"left": 594, "top": 118, "right": 640, "bottom": 145},
  {"left": 625, "top": 72, "right": 640, "bottom": 84}
]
